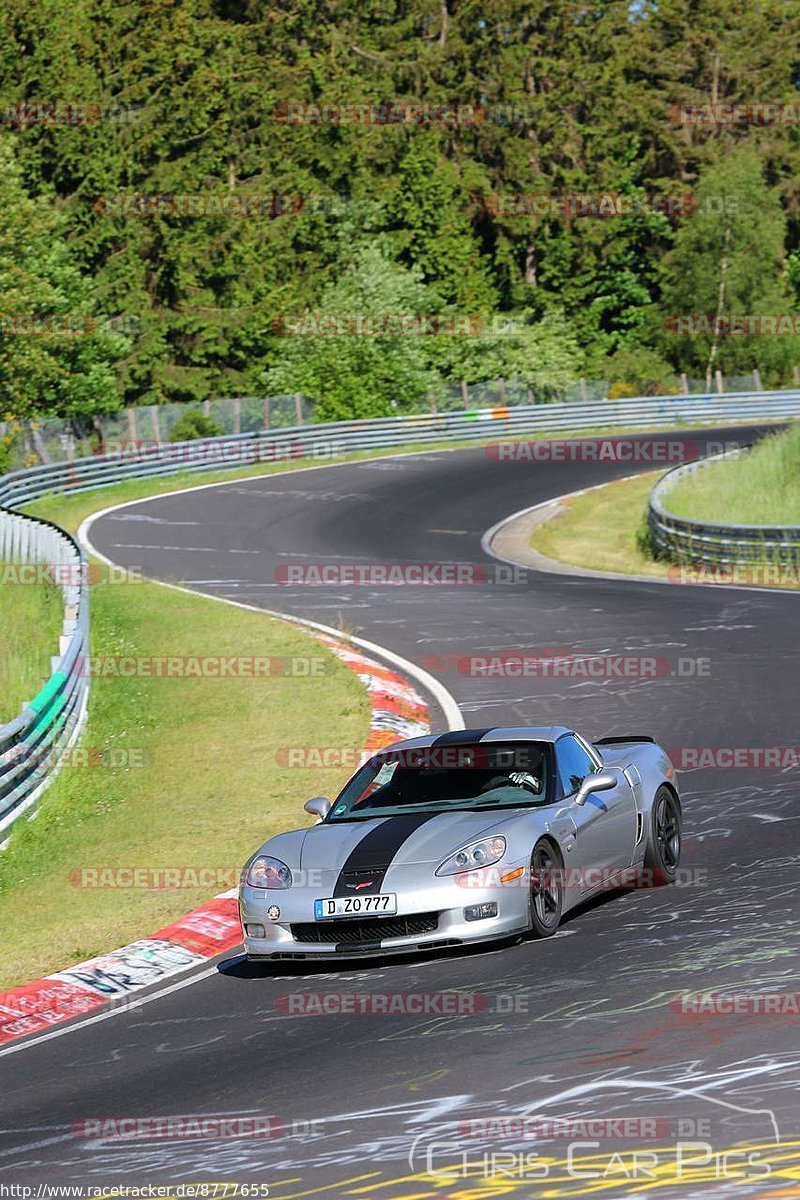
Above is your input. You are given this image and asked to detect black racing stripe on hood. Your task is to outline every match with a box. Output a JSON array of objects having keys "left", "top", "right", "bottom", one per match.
[
  {"left": 429, "top": 728, "right": 496, "bottom": 746},
  {"left": 333, "top": 812, "right": 439, "bottom": 897}
]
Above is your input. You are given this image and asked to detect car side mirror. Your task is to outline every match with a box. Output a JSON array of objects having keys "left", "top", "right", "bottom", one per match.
[
  {"left": 574, "top": 771, "right": 617, "bottom": 807},
  {"left": 304, "top": 796, "right": 332, "bottom": 821}
]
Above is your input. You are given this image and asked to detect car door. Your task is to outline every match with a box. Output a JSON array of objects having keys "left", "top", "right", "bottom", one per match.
[{"left": 554, "top": 734, "right": 637, "bottom": 889}]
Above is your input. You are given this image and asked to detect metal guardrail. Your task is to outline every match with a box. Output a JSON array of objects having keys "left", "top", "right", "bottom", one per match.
[
  {"left": 0, "top": 512, "right": 89, "bottom": 836},
  {"left": 649, "top": 445, "right": 800, "bottom": 566},
  {"left": 1, "top": 386, "right": 799, "bottom": 835},
  {"left": 2, "top": 389, "right": 800, "bottom": 509}
]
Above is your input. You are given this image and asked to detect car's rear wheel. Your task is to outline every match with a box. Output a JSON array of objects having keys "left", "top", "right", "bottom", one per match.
[
  {"left": 529, "top": 839, "right": 563, "bottom": 937},
  {"left": 644, "top": 786, "right": 682, "bottom": 885}
]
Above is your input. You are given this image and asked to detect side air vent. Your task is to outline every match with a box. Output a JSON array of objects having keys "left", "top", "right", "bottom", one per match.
[{"left": 624, "top": 765, "right": 645, "bottom": 844}]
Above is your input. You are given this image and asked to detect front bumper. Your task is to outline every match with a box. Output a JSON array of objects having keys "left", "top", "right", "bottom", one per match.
[{"left": 240, "top": 866, "right": 529, "bottom": 959}]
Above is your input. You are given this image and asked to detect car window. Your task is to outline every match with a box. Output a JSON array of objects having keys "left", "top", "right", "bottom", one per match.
[
  {"left": 328, "top": 741, "right": 552, "bottom": 820},
  {"left": 556, "top": 734, "right": 599, "bottom": 797}
]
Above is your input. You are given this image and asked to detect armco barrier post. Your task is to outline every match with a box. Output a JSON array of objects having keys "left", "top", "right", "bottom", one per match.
[
  {"left": 1, "top": 388, "right": 800, "bottom": 832},
  {"left": 0, "top": 510, "right": 90, "bottom": 835},
  {"left": 649, "top": 446, "right": 800, "bottom": 568}
]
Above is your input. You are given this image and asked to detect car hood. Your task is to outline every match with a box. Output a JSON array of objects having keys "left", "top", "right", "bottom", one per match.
[{"left": 294, "top": 809, "right": 528, "bottom": 872}]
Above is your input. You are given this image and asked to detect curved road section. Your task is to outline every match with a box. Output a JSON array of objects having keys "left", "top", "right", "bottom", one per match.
[{"left": 2, "top": 426, "right": 799, "bottom": 1198}]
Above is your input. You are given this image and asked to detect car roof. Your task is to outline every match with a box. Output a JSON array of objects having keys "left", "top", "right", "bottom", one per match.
[{"left": 379, "top": 725, "right": 574, "bottom": 752}]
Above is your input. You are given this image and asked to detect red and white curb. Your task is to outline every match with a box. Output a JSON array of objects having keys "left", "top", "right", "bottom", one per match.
[
  {"left": 319, "top": 635, "right": 430, "bottom": 752},
  {"left": 0, "top": 637, "right": 430, "bottom": 1045}
]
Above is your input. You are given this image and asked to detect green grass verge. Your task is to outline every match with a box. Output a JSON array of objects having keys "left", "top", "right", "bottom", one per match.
[
  {"left": 20, "top": 415, "right": 779, "bottom": 534},
  {"left": 0, "top": 500, "right": 370, "bottom": 989},
  {"left": 530, "top": 472, "right": 669, "bottom": 578},
  {"left": 665, "top": 422, "right": 800, "bottom": 525},
  {"left": 0, "top": 564, "right": 64, "bottom": 724},
  {"left": 0, "top": 416, "right": 790, "bottom": 987},
  {"left": 529, "top": 469, "right": 800, "bottom": 590}
]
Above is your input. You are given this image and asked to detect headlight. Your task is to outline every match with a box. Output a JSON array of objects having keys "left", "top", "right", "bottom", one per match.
[
  {"left": 246, "top": 855, "right": 293, "bottom": 889},
  {"left": 435, "top": 836, "right": 506, "bottom": 876}
]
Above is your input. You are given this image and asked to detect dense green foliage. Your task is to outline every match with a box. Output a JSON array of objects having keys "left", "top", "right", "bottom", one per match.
[
  {"left": 169, "top": 408, "right": 225, "bottom": 440},
  {"left": 1, "top": 0, "right": 799, "bottom": 419},
  {"left": 0, "top": 140, "right": 126, "bottom": 420}
]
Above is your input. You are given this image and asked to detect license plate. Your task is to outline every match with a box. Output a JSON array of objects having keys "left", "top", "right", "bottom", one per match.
[{"left": 314, "top": 894, "right": 398, "bottom": 919}]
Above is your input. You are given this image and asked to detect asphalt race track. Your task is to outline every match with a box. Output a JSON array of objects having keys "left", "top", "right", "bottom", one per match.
[{"left": 2, "top": 425, "right": 799, "bottom": 1198}]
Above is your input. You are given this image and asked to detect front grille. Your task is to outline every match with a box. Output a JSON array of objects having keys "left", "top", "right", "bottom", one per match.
[
  {"left": 292, "top": 912, "right": 440, "bottom": 945},
  {"left": 339, "top": 869, "right": 383, "bottom": 884}
]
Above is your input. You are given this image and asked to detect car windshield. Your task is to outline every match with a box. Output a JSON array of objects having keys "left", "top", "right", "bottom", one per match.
[{"left": 327, "top": 741, "right": 552, "bottom": 821}]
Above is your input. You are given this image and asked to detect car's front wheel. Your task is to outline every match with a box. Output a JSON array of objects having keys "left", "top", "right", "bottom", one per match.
[
  {"left": 529, "top": 839, "right": 564, "bottom": 937},
  {"left": 644, "top": 786, "right": 682, "bottom": 885}
]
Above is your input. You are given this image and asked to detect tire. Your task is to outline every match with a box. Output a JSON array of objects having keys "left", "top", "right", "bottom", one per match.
[
  {"left": 529, "top": 839, "right": 564, "bottom": 937},
  {"left": 644, "top": 786, "right": 682, "bottom": 886}
]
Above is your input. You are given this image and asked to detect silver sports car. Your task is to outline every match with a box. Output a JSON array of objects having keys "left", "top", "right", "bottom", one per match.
[{"left": 239, "top": 726, "right": 681, "bottom": 959}]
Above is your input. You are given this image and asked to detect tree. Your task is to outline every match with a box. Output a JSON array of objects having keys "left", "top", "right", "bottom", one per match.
[
  {"left": 659, "top": 149, "right": 799, "bottom": 383},
  {"left": 599, "top": 345, "right": 679, "bottom": 397},
  {"left": 169, "top": 409, "right": 224, "bottom": 441},
  {"left": 263, "top": 246, "right": 439, "bottom": 421},
  {"left": 2, "top": 0, "right": 800, "bottom": 409},
  {"left": 0, "top": 135, "right": 124, "bottom": 421},
  {"left": 390, "top": 137, "right": 497, "bottom": 311},
  {"left": 434, "top": 309, "right": 582, "bottom": 400}
]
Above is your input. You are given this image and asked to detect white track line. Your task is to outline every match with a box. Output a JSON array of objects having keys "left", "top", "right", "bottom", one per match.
[
  {"left": 9, "top": 435, "right": 781, "bottom": 1054},
  {"left": 78, "top": 479, "right": 464, "bottom": 731},
  {"left": 481, "top": 477, "right": 800, "bottom": 597},
  {"left": 0, "top": 468, "right": 464, "bottom": 1055},
  {"left": 0, "top": 965, "right": 220, "bottom": 1059}
]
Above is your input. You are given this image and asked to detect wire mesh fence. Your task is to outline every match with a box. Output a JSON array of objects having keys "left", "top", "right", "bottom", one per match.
[{"left": 0, "top": 369, "right": 771, "bottom": 471}]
